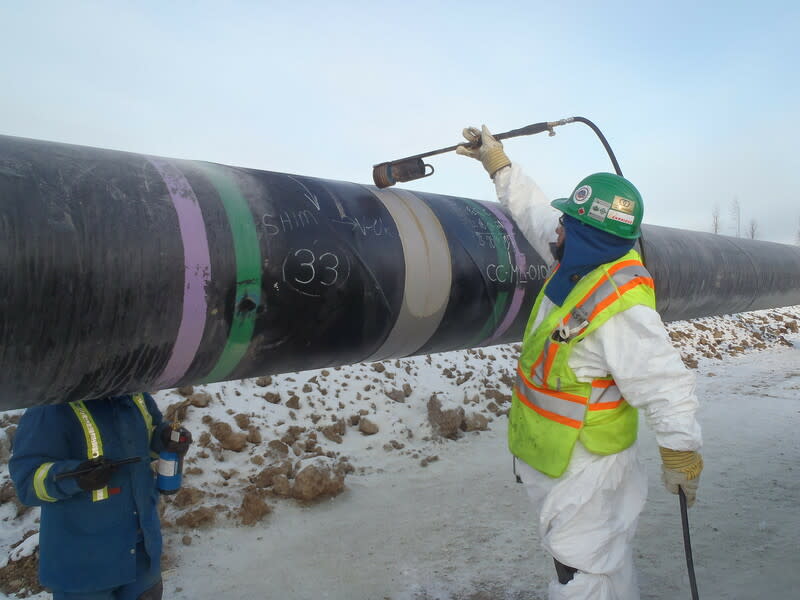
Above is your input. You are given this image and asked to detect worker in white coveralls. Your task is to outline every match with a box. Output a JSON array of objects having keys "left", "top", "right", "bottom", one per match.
[{"left": 457, "top": 125, "right": 704, "bottom": 599}]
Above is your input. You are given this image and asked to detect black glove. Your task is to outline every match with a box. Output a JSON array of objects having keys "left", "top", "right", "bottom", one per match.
[
  {"left": 161, "top": 425, "right": 192, "bottom": 455},
  {"left": 75, "top": 457, "right": 115, "bottom": 491}
]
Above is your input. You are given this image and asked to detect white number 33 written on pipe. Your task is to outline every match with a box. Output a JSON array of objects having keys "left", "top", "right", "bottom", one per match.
[
  {"left": 293, "top": 248, "right": 339, "bottom": 286},
  {"left": 281, "top": 248, "right": 350, "bottom": 297}
]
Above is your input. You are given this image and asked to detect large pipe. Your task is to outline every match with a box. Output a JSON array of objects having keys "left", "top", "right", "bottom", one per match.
[
  {"left": 639, "top": 225, "right": 800, "bottom": 320},
  {"left": 1, "top": 135, "right": 799, "bottom": 411}
]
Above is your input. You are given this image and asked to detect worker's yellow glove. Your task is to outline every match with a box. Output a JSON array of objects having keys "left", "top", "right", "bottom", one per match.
[
  {"left": 659, "top": 447, "right": 703, "bottom": 507},
  {"left": 456, "top": 125, "right": 511, "bottom": 178}
]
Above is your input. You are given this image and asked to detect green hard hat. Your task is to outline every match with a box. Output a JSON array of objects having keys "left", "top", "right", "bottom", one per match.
[{"left": 551, "top": 172, "right": 643, "bottom": 239}]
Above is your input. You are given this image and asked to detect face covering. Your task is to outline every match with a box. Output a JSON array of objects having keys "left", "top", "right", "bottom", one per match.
[{"left": 544, "top": 214, "right": 636, "bottom": 306}]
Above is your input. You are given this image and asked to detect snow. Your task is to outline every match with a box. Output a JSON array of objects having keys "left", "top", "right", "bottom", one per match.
[
  {"left": 1, "top": 306, "right": 799, "bottom": 599},
  {"left": 0, "top": 534, "right": 37, "bottom": 570}
]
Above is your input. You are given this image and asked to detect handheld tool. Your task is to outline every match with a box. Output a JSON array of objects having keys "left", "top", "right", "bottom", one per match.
[
  {"left": 372, "top": 116, "right": 623, "bottom": 188},
  {"left": 54, "top": 456, "right": 141, "bottom": 480}
]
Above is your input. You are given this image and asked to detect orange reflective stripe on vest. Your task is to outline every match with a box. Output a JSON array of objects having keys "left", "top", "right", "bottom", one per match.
[
  {"left": 529, "top": 260, "right": 654, "bottom": 381},
  {"left": 588, "top": 379, "right": 624, "bottom": 410},
  {"left": 516, "top": 365, "right": 587, "bottom": 428}
]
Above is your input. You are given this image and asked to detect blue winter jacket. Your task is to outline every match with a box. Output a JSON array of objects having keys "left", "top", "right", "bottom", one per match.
[{"left": 9, "top": 394, "right": 168, "bottom": 593}]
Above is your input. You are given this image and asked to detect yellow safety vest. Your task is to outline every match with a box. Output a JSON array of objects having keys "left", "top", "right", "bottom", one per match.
[
  {"left": 67, "top": 393, "right": 154, "bottom": 502},
  {"left": 508, "top": 249, "right": 656, "bottom": 477}
]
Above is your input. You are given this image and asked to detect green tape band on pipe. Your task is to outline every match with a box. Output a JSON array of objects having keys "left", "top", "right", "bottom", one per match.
[
  {"left": 195, "top": 163, "right": 262, "bottom": 382},
  {"left": 463, "top": 199, "right": 510, "bottom": 345}
]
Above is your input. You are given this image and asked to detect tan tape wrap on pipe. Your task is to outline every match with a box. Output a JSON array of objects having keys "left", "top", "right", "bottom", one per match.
[{"left": 367, "top": 188, "right": 452, "bottom": 361}]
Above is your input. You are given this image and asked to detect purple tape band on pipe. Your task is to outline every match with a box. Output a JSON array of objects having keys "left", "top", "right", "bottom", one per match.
[
  {"left": 149, "top": 158, "right": 211, "bottom": 388},
  {"left": 480, "top": 201, "right": 527, "bottom": 342}
]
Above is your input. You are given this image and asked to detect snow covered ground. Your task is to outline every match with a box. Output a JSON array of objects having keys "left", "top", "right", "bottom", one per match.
[{"left": 1, "top": 306, "right": 799, "bottom": 600}]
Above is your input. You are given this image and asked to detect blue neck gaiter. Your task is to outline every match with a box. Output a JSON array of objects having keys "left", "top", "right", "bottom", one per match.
[{"left": 545, "top": 214, "right": 636, "bottom": 306}]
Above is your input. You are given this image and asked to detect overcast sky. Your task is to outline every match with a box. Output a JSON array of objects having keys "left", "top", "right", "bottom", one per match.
[{"left": 2, "top": 1, "right": 798, "bottom": 243}]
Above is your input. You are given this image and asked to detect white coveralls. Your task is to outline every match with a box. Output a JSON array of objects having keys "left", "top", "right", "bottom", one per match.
[{"left": 494, "top": 165, "right": 702, "bottom": 600}]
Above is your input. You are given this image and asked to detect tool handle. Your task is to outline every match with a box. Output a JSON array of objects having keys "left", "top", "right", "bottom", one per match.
[
  {"left": 493, "top": 121, "right": 553, "bottom": 142},
  {"left": 426, "top": 121, "right": 553, "bottom": 156},
  {"left": 374, "top": 120, "right": 567, "bottom": 166},
  {"left": 53, "top": 456, "right": 142, "bottom": 480}
]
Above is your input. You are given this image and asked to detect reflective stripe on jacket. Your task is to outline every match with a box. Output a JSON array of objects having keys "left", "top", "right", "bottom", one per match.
[
  {"left": 69, "top": 394, "right": 154, "bottom": 502},
  {"left": 508, "top": 249, "right": 656, "bottom": 477}
]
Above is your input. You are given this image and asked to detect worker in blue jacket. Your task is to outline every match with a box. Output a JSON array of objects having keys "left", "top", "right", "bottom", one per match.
[{"left": 9, "top": 393, "right": 191, "bottom": 600}]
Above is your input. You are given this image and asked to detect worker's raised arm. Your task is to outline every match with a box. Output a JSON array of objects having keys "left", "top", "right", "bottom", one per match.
[{"left": 457, "top": 125, "right": 559, "bottom": 264}]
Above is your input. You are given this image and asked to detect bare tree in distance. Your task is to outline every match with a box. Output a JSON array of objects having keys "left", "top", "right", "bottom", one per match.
[
  {"left": 711, "top": 204, "right": 722, "bottom": 234},
  {"left": 748, "top": 219, "right": 758, "bottom": 239},
  {"left": 729, "top": 197, "right": 741, "bottom": 237}
]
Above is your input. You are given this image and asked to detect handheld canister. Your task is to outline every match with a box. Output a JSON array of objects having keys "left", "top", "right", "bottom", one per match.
[{"left": 157, "top": 423, "right": 184, "bottom": 495}]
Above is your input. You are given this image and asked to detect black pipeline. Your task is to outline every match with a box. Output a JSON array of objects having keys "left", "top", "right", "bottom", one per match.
[{"left": 1, "top": 135, "right": 799, "bottom": 410}]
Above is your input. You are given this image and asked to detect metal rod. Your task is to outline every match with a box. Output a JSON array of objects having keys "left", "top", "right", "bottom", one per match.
[
  {"left": 679, "top": 487, "right": 700, "bottom": 599},
  {"left": 371, "top": 117, "right": 620, "bottom": 189},
  {"left": 372, "top": 119, "right": 573, "bottom": 168}
]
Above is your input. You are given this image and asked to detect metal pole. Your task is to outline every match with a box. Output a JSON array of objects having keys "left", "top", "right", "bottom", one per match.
[{"left": 679, "top": 488, "right": 700, "bottom": 599}]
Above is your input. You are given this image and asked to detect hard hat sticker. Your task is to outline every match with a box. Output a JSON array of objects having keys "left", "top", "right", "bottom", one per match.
[
  {"left": 608, "top": 209, "right": 635, "bottom": 225},
  {"left": 611, "top": 195, "right": 635, "bottom": 214},
  {"left": 588, "top": 199, "right": 610, "bottom": 221},
  {"left": 573, "top": 185, "right": 592, "bottom": 205}
]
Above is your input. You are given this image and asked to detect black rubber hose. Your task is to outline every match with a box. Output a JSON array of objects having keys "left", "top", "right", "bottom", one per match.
[{"left": 571, "top": 116, "right": 624, "bottom": 177}]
